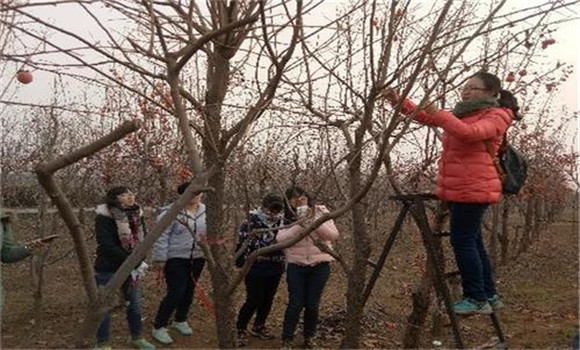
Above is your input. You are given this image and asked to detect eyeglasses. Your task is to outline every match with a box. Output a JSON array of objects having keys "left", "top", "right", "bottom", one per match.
[{"left": 462, "top": 86, "right": 488, "bottom": 91}]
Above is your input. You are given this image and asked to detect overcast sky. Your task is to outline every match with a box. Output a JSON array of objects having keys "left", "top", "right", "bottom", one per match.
[{"left": 4, "top": 1, "right": 579, "bottom": 112}]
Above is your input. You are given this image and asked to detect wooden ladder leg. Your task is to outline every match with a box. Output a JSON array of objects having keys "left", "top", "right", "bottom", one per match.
[
  {"left": 362, "top": 203, "right": 410, "bottom": 307},
  {"left": 489, "top": 313, "right": 508, "bottom": 349},
  {"left": 410, "top": 199, "right": 465, "bottom": 349}
]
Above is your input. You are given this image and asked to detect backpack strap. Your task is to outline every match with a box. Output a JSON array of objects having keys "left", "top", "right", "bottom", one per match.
[{"left": 485, "top": 138, "right": 506, "bottom": 181}]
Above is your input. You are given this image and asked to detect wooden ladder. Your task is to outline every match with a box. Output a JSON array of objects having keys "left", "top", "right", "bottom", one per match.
[{"left": 363, "top": 193, "right": 507, "bottom": 349}]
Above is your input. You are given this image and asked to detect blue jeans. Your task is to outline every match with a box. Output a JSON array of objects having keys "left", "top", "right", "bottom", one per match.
[
  {"left": 282, "top": 262, "right": 330, "bottom": 341},
  {"left": 449, "top": 202, "right": 497, "bottom": 301},
  {"left": 95, "top": 271, "right": 143, "bottom": 343}
]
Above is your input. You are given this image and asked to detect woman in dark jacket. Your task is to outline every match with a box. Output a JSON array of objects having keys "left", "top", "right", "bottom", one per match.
[
  {"left": 235, "top": 193, "right": 285, "bottom": 347},
  {"left": 94, "top": 186, "right": 154, "bottom": 350}
]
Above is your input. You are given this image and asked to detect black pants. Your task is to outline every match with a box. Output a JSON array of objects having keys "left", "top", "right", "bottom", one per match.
[
  {"left": 236, "top": 273, "right": 282, "bottom": 331},
  {"left": 154, "top": 258, "right": 205, "bottom": 329}
]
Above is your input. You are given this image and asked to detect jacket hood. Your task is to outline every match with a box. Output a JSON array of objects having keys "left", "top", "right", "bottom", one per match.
[{"left": 95, "top": 204, "right": 111, "bottom": 217}]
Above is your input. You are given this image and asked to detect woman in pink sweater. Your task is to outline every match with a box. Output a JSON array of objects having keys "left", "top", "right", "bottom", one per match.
[{"left": 277, "top": 186, "right": 340, "bottom": 349}]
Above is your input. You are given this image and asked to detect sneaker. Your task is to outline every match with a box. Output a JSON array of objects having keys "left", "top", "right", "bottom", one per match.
[
  {"left": 303, "top": 337, "right": 317, "bottom": 349},
  {"left": 249, "top": 325, "right": 275, "bottom": 340},
  {"left": 237, "top": 329, "right": 248, "bottom": 347},
  {"left": 453, "top": 298, "right": 492, "bottom": 315},
  {"left": 488, "top": 294, "right": 504, "bottom": 309},
  {"left": 172, "top": 321, "right": 193, "bottom": 335},
  {"left": 94, "top": 343, "right": 112, "bottom": 350},
  {"left": 281, "top": 339, "right": 293, "bottom": 350},
  {"left": 131, "top": 338, "right": 156, "bottom": 350},
  {"left": 152, "top": 327, "right": 174, "bottom": 345}
]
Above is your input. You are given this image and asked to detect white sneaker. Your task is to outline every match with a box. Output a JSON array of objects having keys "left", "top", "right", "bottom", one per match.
[
  {"left": 172, "top": 321, "right": 193, "bottom": 335},
  {"left": 152, "top": 327, "right": 174, "bottom": 344}
]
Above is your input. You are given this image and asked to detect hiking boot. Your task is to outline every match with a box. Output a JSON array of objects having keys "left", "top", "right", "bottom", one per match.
[
  {"left": 281, "top": 339, "right": 293, "bottom": 350},
  {"left": 237, "top": 329, "right": 248, "bottom": 347},
  {"left": 249, "top": 325, "right": 275, "bottom": 340},
  {"left": 94, "top": 343, "right": 112, "bottom": 350},
  {"left": 152, "top": 327, "right": 174, "bottom": 345},
  {"left": 453, "top": 298, "right": 492, "bottom": 315},
  {"left": 172, "top": 321, "right": 193, "bottom": 335},
  {"left": 131, "top": 338, "right": 156, "bottom": 350},
  {"left": 303, "top": 337, "right": 317, "bottom": 349},
  {"left": 488, "top": 294, "right": 504, "bottom": 309}
]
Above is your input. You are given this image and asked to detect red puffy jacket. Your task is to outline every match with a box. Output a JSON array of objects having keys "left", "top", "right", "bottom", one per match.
[{"left": 401, "top": 99, "right": 513, "bottom": 203}]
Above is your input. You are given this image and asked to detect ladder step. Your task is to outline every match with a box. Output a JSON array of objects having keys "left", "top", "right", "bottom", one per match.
[
  {"left": 445, "top": 271, "right": 460, "bottom": 279},
  {"left": 366, "top": 259, "right": 378, "bottom": 268},
  {"left": 388, "top": 193, "right": 438, "bottom": 201},
  {"left": 434, "top": 230, "right": 450, "bottom": 237}
]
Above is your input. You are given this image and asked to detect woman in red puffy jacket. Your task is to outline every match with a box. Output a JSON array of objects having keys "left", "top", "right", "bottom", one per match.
[{"left": 383, "top": 72, "right": 521, "bottom": 315}]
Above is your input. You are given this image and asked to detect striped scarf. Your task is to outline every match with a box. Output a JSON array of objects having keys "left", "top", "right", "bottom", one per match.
[{"left": 109, "top": 205, "right": 144, "bottom": 251}]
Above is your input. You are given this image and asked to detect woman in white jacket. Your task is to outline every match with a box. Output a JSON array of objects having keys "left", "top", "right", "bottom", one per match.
[{"left": 277, "top": 186, "right": 340, "bottom": 349}]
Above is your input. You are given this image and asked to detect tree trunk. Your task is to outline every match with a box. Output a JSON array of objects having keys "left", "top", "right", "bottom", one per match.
[
  {"left": 404, "top": 271, "right": 432, "bottom": 348},
  {"left": 31, "top": 193, "right": 51, "bottom": 327},
  {"left": 159, "top": 170, "right": 168, "bottom": 205},
  {"left": 518, "top": 198, "right": 534, "bottom": 255},
  {"left": 341, "top": 129, "right": 370, "bottom": 349},
  {"left": 204, "top": 159, "right": 237, "bottom": 348},
  {"left": 210, "top": 268, "right": 237, "bottom": 349},
  {"left": 532, "top": 198, "right": 542, "bottom": 240},
  {"left": 76, "top": 298, "right": 110, "bottom": 349},
  {"left": 429, "top": 235, "right": 447, "bottom": 340},
  {"left": 403, "top": 203, "right": 447, "bottom": 349},
  {"left": 499, "top": 200, "right": 510, "bottom": 265},
  {"left": 341, "top": 203, "right": 369, "bottom": 349}
]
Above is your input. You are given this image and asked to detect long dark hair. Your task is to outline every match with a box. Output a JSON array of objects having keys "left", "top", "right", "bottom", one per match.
[
  {"left": 283, "top": 186, "right": 313, "bottom": 223},
  {"left": 262, "top": 193, "right": 284, "bottom": 213},
  {"left": 105, "top": 186, "right": 131, "bottom": 208},
  {"left": 498, "top": 90, "right": 522, "bottom": 120},
  {"left": 472, "top": 71, "right": 522, "bottom": 120}
]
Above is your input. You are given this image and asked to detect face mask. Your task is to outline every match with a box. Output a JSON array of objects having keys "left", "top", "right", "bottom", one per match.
[{"left": 296, "top": 205, "right": 310, "bottom": 218}]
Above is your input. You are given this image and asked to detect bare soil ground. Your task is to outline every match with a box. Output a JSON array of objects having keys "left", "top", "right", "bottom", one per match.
[{"left": 1, "top": 214, "right": 577, "bottom": 349}]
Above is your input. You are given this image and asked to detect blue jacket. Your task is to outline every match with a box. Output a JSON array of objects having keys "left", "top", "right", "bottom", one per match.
[{"left": 152, "top": 204, "right": 206, "bottom": 261}]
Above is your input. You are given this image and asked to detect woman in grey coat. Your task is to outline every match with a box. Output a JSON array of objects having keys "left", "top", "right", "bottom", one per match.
[{"left": 151, "top": 181, "right": 206, "bottom": 345}]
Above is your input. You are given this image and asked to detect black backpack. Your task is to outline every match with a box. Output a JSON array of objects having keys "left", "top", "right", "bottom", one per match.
[{"left": 486, "top": 136, "right": 528, "bottom": 195}]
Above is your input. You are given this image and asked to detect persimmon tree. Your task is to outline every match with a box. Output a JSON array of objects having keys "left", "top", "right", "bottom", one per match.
[
  {"left": 1, "top": 0, "right": 577, "bottom": 349},
  {"left": 278, "top": 0, "right": 578, "bottom": 347},
  {"left": 2, "top": 0, "right": 307, "bottom": 347}
]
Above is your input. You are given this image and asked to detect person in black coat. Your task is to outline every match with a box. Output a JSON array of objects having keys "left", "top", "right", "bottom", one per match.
[
  {"left": 235, "top": 193, "right": 285, "bottom": 346},
  {"left": 94, "top": 186, "right": 154, "bottom": 350}
]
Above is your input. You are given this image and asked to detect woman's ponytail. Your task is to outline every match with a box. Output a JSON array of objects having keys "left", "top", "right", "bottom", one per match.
[{"left": 498, "top": 89, "right": 523, "bottom": 120}]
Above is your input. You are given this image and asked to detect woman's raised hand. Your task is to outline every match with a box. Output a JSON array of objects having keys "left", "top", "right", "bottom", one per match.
[
  {"left": 380, "top": 87, "right": 400, "bottom": 105},
  {"left": 423, "top": 99, "right": 439, "bottom": 114}
]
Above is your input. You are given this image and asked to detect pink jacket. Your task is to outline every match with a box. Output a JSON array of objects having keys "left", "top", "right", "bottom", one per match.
[
  {"left": 401, "top": 99, "right": 513, "bottom": 203},
  {"left": 277, "top": 205, "right": 340, "bottom": 266}
]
